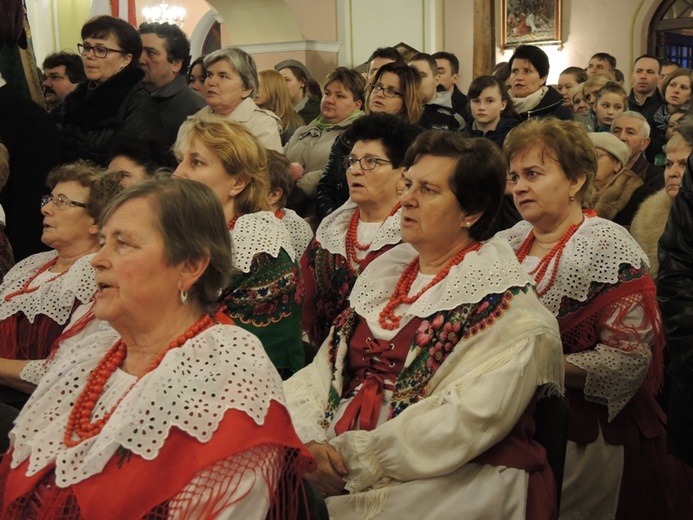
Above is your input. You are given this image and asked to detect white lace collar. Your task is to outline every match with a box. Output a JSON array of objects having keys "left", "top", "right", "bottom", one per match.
[
  {"left": 10, "top": 324, "right": 286, "bottom": 487},
  {"left": 351, "top": 238, "right": 534, "bottom": 323},
  {"left": 315, "top": 199, "right": 401, "bottom": 257},
  {"left": 279, "top": 208, "right": 314, "bottom": 257},
  {"left": 231, "top": 211, "right": 296, "bottom": 272},
  {"left": 496, "top": 217, "right": 648, "bottom": 315},
  {"left": 0, "top": 251, "right": 96, "bottom": 324}
]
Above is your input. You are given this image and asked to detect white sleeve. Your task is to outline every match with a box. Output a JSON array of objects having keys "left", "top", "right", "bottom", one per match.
[
  {"left": 283, "top": 336, "right": 334, "bottom": 444},
  {"left": 565, "top": 298, "right": 652, "bottom": 420},
  {"left": 167, "top": 445, "right": 280, "bottom": 520},
  {"left": 330, "top": 334, "right": 546, "bottom": 493}
]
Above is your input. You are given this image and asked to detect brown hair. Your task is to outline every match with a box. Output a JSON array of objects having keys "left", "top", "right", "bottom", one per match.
[
  {"left": 504, "top": 118, "right": 596, "bottom": 207},
  {"left": 175, "top": 114, "right": 270, "bottom": 216},
  {"left": 46, "top": 160, "right": 120, "bottom": 220},
  {"left": 367, "top": 62, "right": 423, "bottom": 124},
  {"left": 403, "top": 132, "right": 505, "bottom": 240},
  {"left": 99, "top": 177, "right": 233, "bottom": 310},
  {"left": 267, "top": 150, "right": 293, "bottom": 208}
]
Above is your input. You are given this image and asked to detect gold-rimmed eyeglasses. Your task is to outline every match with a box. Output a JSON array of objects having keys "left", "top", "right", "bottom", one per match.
[{"left": 41, "top": 194, "right": 87, "bottom": 210}]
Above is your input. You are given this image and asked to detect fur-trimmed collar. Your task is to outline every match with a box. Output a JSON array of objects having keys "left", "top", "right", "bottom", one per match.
[
  {"left": 60, "top": 67, "right": 145, "bottom": 125},
  {"left": 594, "top": 168, "right": 644, "bottom": 221}
]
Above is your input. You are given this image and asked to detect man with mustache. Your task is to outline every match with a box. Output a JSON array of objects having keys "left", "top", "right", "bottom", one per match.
[{"left": 42, "top": 52, "right": 85, "bottom": 112}]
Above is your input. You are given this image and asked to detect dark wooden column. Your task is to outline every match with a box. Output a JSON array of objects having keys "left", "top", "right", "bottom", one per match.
[{"left": 473, "top": 0, "right": 495, "bottom": 78}]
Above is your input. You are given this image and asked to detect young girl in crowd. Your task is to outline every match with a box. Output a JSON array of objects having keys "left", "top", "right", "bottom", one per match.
[
  {"left": 593, "top": 82, "right": 628, "bottom": 132},
  {"left": 467, "top": 75, "right": 517, "bottom": 148},
  {"left": 557, "top": 66, "right": 588, "bottom": 108}
]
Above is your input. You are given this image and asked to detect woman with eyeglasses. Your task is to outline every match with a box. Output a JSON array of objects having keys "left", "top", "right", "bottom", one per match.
[
  {"left": 287, "top": 132, "right": 563, "bottom": 519},
  {"left": 315, "top": 63, "right": 424, "bottom": 221},
  {"left": 54, "top": 16, "right": 161, "bottom": 166},
  {"left": 300, "top": 114, "right": 421, "bottom": 349},
  {"left": 0, "top": 162, "right": 121, "bottom": 414}
]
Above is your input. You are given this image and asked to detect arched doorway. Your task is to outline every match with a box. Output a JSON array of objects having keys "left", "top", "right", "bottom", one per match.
[{"left": 649, "top": 0, "right": 693, "bottom": 67}]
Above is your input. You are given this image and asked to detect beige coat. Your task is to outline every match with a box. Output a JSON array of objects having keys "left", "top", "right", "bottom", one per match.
[
  {"left": 594, "top": 168, "right": 644, "bottom": 222},
  {"left": 630, "top": 189, "right": 672, "bottom": 280}
]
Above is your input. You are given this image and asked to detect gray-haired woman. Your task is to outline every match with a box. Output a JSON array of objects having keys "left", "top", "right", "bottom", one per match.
[{"left": 196, "top": 47, "right": 282, "bottom": 151}]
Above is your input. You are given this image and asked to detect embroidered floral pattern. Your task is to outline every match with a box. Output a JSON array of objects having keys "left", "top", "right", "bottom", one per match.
[
  {"left": 319, "top": 286, "right": 526, "bottom": 428},
  {"left": 218, "top": 250, "right": 304, "bottom": 374}
]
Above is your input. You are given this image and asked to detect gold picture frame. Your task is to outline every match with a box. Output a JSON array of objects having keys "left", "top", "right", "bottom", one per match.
[{"left": 501, "top": 0, "right": 562, "bottom": 48}]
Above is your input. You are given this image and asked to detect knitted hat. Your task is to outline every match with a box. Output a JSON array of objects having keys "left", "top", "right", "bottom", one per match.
[
  {"left": 588, "top": 132, "right": 630, "bottom": 168},
  {"left": 274, "top": 59, "right": 312, "bottom": 81}
]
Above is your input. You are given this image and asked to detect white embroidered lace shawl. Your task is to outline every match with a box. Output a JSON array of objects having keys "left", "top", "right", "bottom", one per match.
[
  {"left": 285, "top": 238, "right": 563, "bottom": 505},
  {"left": 315, "top": 199, "right": 401, "bottom": 259},
  {"left": 231, "top": 211, "right": 296, "bottom": 273},
  {"left": 351, "top": 238, "right": 536, "bottom": 338},
  {"left": 497, "top": 217, "right": 653, "bottom": 420},
  {"left": 0, "top": 251, "right": 96, "bottom": 324},
  {"left": 497, "top": 217, "right": 648, "bottom": 315},
  {"left": 280, "top": 208, "right": 313, "bottom": 257},
  {"left": 10, "top": 324, "right": 286, "bottom": 487}
]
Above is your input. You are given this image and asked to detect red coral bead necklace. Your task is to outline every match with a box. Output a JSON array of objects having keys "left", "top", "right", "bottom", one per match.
[
  {"left": 4, "top": 257, "right": 67, "bottom": 301},
  {"left": 64, "top": 313, "right": 215, "bottom": 447},
  {"left": 379, "top": 240, "right": 482, "bottom": 330},
  {"left": 345, "top": 203, "right": 400, "bottom": 271},
  {"left": 515, "top": 209, "right": 594, "bottom": 297}
]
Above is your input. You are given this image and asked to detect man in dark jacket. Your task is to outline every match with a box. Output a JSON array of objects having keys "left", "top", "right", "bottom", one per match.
[
  {"left": 138, "top": 22, "right": 205, "bottom": 155},
  {"left": 41, "top": 52, "right": 85, "bottom": 112},
  {"left": 432, "top": 51, "right": 470, "bottom": 125},
  {"left": 627, "top": 55, "right": 664, "bottom": 163},
  {"left": 0, "top": 74, "right": 61, "bottom": 260},
  {"left": 408, "top": 53, "right": 463, "bottom": 131},
  {"left": 657, "top": 119, "right": 693, "bottom": 467}
]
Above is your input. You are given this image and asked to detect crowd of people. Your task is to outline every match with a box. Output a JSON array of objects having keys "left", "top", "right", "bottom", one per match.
[{"left": 0, "top": 12, "right": 692, "bottom": 519}]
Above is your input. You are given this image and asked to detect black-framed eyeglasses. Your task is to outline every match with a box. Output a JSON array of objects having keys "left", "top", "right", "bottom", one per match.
[
  {"left": 344, "top": 156, "right": 392, "bottom": 171},
  {"left": 369, "top": 82, "right": 403, "bottom": 98},
  {"left": 41, "top": 194, "right": 87, "bottom": 210},
  {"left": 77, "top": 42, "right": 127, "bottom": 59}
]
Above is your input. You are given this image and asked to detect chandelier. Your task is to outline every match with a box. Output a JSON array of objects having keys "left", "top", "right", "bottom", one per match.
[{"left": 142, "top": 2, "right": 186, "bottom": 26}]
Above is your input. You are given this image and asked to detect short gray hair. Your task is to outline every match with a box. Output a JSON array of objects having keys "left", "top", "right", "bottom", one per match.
[
  {"left": 611, "top": 111, "right": 650, "bottom": 138},
  {"left": 204, "top": 47, "right": 259, "bottom": 98}
]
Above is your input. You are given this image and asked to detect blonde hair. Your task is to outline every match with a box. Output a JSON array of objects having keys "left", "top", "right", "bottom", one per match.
[
  {"left": 665, "top": 132, "right": 692, "bottom": 155},
  {"left": 584, "top": 74, "right": 611, "bottom": 97},
  {"left": 258, "top": 69, "right": 304, "bottom": 133},
  {"left": 175, "top": 114, "right": 270, "bottom": 216}
]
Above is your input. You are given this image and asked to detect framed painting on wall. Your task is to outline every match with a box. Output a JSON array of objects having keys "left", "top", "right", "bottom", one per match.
[{"left": 501, "top": 0, "right": 562, "bottom": 48}]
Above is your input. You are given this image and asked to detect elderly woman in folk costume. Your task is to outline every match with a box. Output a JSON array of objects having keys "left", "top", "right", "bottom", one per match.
[
  {"left": 173, "top": 114, "right": 304, "bottom": 378},
  {"left": 498, "top": 117, "right": 693, "bottom": 519},
  {"left": 286, "top": 132, "right": 564, "bottom": 519},
  {"left": 0, "top": 163, "right": 121, "bottom": 411},
  {"left": 0, "top": 178, "right": 314, "bottom": 519},
  {"left": 300, "top": 113, "right": 421, "bottom": 349}
]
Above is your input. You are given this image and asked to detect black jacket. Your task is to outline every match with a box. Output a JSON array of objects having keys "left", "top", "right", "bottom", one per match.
[
  {"left": 55, "top": 67, "right": 162, "bottom": 165},
  {"left": 516, "top": 87, "right": 573, "bottom": 122},
  {"left": 450, "top": 85, "right": 471, "bottom": 127},
  {"left": 0, "top": 84, "right": 61, "bottom": 261},
  {"left": 657, "top": 154, "right": 693, "bottom": 467},
  {"left": 628, "top": 89, "right": 663, "bottom": 164},
  {"left": 466, "top": 116, "right": 519, "bottom": 149},
  {"left": 314, "top": 128, "right": 353, "bottom": 221}
]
